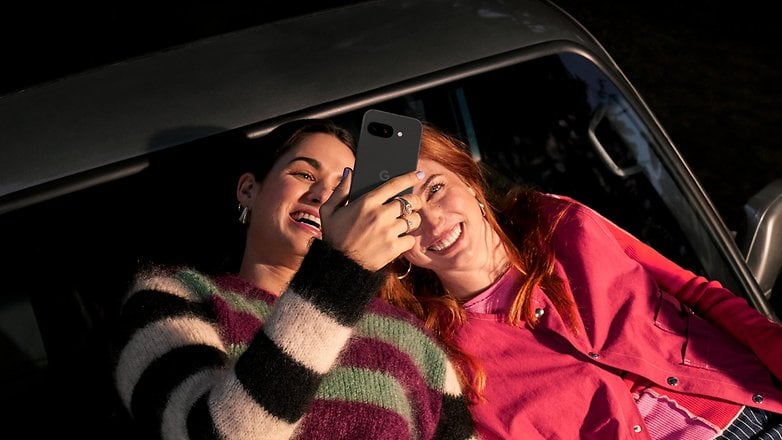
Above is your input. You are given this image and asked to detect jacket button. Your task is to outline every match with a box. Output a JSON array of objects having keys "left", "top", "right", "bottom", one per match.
[
  {"left": 753, "top": 394, "right": 764, "bottom": 404},
  {"left": 588, "top": 352, "right": 599, "bottom": 359},
  {"left": 667, "top": 377, "right": 679, "bottom": 386},
  {"left": 534, "top": 308, "right": 545, "bottom": 318},
  {"left": 633, "top": 425, "right": 642, "bottom": 433}
]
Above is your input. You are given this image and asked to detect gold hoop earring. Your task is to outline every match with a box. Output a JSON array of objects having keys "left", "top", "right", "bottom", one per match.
[
  {"left": 238, "top": 204, "right": 250, "bottom": 225},
  {"left": 397, "top": 259, "right": 412, "bottom": 280}
]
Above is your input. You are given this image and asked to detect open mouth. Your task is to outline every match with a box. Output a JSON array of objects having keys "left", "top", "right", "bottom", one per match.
[
  {"left": 428, "top": 223, "right": 462, "bottom": 252},
  {"left": 291, "top": 211, "right": 321, "bottom": 230}
]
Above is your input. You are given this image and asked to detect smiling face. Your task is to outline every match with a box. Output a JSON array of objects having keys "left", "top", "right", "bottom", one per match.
[
  {"left": 404, "top": 158, "right": 495, "bottom": 279},
  {"left": 244, "top": 132, "right": 355, "bottom": 267}
]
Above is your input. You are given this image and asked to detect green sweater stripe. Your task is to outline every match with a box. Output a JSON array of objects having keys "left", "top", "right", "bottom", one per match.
[
  {"left": 176, "top": 272, "right": 446, "bottom": 394},
  {"left": 217, "top": 289, "right": 273, "bottom": 318},
  {"left": 226, "top": 342, "right": 249, "bottom": 359},
  {"left": 177, "top": 269, "right": 273, "bottom": 318},
  {"left": 355, "top": 314, "right": 446, "bottom": 391},
  {"left": 315, "top": 366, "right": 413, "bottom": 422},
  {"left": 175, "top": 269, "right": 219, "bottom": 300}
]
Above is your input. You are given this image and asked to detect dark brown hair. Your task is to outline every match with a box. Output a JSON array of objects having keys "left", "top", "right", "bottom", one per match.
[
  {"left": 244, "top": 118, "right": 356, "bottom": 182},
  {"left": 224, "top": 119, "right": 356, "bottom": 272}
]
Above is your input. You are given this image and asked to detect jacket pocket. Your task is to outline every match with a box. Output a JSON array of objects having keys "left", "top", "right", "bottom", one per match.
[
  {"left": 683, "top": 311, "right": 767, "bottom": 373},
  {"left": 653, "top": 289, "right": 688, "bottom": 335},
  {"left": 654, "top": 289, "right": 766, "bottom": 373}
]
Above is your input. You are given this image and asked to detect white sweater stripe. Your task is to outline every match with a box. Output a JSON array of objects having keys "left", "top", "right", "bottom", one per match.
[
  {"left": 265, "top": 290, "right": 352, "bottom": 374},
  {"left": 161, "top": 368, "right": 220, "bottom": 440},
  {"left": 211, "top": 370, "right": 299, "bottom": 440},
  {"left": 128, "top": 274, "right": 196, "bottom": 303},
  {"left": 116, "top": 316, "right": 225, "bottom": 406}
]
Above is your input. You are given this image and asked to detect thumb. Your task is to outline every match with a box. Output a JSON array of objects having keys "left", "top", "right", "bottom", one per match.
[{"left": 321, "top": 167, "right": 352, "bottom": 216}]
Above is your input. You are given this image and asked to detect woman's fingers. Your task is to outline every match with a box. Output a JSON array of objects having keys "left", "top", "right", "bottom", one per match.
[
  {"left": 369, "top": 170, "right": 425, "bottom": 207},
  {"left": 321, "top": 167, "right": 352, "bottom": 217},
  {"left": 397, "top": 211, "right": 420, "bottom": 236},
  {"left": 392, "top": 195, "right": 413, "bottom": 217},
  {"left": 319, "top": 170, "right": 424, "bottom": 272}
]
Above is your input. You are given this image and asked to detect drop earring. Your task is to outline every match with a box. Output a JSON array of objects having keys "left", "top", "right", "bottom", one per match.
[
  {"left": 238, "top": 204, "right": 250, "bottom": 225},
  {"left": 478, "top": 200, "right": 486, "bottom": 217}
]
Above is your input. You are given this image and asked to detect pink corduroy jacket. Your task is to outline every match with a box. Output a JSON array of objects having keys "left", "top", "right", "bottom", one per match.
[{"left": 456, "top": 196, "right": 782, "bottom": 440}]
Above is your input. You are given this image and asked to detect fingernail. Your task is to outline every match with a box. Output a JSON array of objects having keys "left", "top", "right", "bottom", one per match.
[
  {"left": 416, "top": 171, "right": 425, "bottom": 180},
  {"left": 342, "top": 167, "right": 351, "bottom": 180}
]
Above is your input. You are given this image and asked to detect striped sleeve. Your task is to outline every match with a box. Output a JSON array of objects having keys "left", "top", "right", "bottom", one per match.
[
  {"left": 114, "top": 268, "right": 231, "bottom": 439},
  {"left": 114, "top": 239, "right": 386, "bottom": 440},
  {"left": 224, "top": 239, "right": 386, "bottom": 434}
]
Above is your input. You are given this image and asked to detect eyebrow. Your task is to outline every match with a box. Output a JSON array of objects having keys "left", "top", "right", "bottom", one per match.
[
  {"left": 287, "top": 156, "right": 321, "bottom": 169},
  {"left": 420, "top": 173, "right": 444, "bottom": 192}
]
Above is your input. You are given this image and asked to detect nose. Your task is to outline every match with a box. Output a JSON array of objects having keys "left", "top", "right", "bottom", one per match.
[
  {"left": 413, "top": 205, "right": 442, "bottom": 236},
  {"left": 305, "top": 180, "right": 332, "bottom": 205}
]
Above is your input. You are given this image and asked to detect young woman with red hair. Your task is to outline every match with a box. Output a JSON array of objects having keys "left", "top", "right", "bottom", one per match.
[{"left": 382, "top": 123, "right": 782, "bottom": 439}]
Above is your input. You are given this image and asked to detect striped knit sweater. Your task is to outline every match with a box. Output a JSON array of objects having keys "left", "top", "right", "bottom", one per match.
[{"left": 114, "top": 239, "right": 476, "bottom": 439}]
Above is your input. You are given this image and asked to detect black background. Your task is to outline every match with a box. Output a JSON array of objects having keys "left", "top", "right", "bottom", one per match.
[
  {"left": 552, "top": 0, "right": 782, "bottom": 232},
  {"left": 3, "top": 1, "right": 780, "bottom": 232}
]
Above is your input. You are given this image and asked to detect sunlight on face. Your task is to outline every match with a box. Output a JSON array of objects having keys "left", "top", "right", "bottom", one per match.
[
  {"left": 249, "top": 133, "right": 355, "bottom": 263},
  {"left": 404, "top": 158, "right": 489, "bottom": 274}
]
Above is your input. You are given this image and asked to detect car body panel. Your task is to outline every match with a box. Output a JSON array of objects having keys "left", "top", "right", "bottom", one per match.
[{"left": 1, "top": 0, "right": 588, "bottom": 206}]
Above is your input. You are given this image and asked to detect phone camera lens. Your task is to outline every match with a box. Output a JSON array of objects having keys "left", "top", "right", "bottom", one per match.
[{"left": 368, "top": 122, "right": 394, "bottom": 138}]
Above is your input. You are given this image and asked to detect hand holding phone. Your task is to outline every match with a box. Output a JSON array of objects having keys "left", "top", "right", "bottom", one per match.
[{"left": 348, "top": 109, "right": 422, "bottom": 202}]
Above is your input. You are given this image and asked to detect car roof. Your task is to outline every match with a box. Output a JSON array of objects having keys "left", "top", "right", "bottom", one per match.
[{"left": 0, "top": 0, "right": 599, "bottom": 213}]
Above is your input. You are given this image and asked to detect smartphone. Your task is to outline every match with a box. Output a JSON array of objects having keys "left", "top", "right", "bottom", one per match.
[{"left": 348, "top": 109, "right": 422, "bottom": 202}]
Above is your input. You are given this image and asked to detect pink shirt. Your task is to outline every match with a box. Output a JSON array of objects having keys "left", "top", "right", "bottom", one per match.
[
  {"left": 462, "top": 265, "right": 523, "bottom": 314},
  {"left": 454, "top": 196, "right": 782, "bottom": 439}
]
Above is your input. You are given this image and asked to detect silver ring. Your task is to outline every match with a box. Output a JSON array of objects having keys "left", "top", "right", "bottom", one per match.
[
  {"left": 394, "top": 196, "right": 413, "bottom": 217},
  {"left": 402, "top": 217, "right": 414, "bottom": 234}
]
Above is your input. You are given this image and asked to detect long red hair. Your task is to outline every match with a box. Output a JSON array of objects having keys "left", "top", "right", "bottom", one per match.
[{"left": 380, "top": 123, "right": 578, "bottom": 403}]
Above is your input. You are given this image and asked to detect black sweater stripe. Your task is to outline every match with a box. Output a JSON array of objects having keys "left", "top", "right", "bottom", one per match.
[
  {"left": 235, "top": 330, "right": 322, "bottom": 423},
  {"left": 187, "top": 393, "right": 220, "bottom": 440},
  {"left": 118, "top": 289, "right": 215, "bottom": 346},
  {"left": 290, "top": 239, "right": 385, "bottom": 326},
  {"left": 434, "top": 394, "right": 476, "bottom": 440},
  {"left": 131, "top": 344, "right": 227, "bottom": 436}
]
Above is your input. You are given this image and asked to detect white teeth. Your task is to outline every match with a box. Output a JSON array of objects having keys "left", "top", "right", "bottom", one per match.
[
  {"left": 429, "top": 224, "right": 462, "bottom": 251},
  {"left": 292, "top": 212, "right": 321, "bottom": 229}
]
